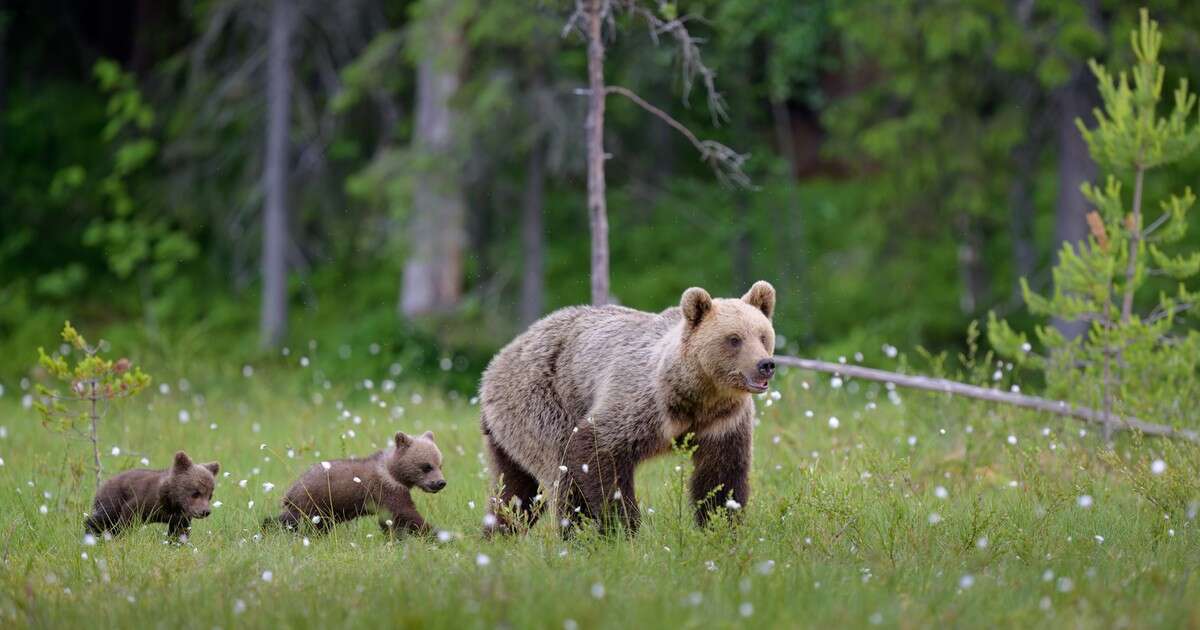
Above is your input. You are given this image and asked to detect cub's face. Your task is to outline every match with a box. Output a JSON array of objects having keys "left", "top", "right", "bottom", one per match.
[
  {"left": 164, "top": 451, "right": 219, "bottom": 519},
  {"left": 680, "top": 281, "right": 777, "bottom": 395},
  {"left": 389, "top": 431, "right": 447, "bottom": 494}
]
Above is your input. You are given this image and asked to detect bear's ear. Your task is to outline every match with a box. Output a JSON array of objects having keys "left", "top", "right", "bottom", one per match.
[
  {"left": 202, "top": 461, "right": 220, "bottom": 476},
  {"left": 394, "top": 431, "right": 413, "bottom": 449},
  {"left": 172, "top": 451, "right": 193, "bottom": 473},
  {"left": 741, "top": 281, "right": 776, "bottom": 320},
  {"left": 680, "top": 287, "right": 713, "bottom": 327},
  {"left": 421, "top": 430, "right": 435, "bottom": 443}
]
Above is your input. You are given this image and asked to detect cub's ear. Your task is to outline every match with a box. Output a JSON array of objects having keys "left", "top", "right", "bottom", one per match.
[
  {"left": 172, "top": 451, "right": 193, "bottom": 473},
  {"left": 394, "top": 431, "right": 413, "bottom": 449},
  {"left": 741, "top": 280, "right": 776, "bottom": 320},
  {"left": 421, "top": 430, "right": 435, "bottom": 442},
  {"left": 680, "top": 287, "right": 713, "bottom": 327},
  {"left": 203, "top": 461, "right": 220, "bottom": 476}
]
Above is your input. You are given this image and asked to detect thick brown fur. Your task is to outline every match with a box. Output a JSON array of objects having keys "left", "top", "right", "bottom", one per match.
[
  {"left": 266, "top": 431, "right": 445, "bottom": 537},
  {"left": 480, "top": 281, "right": 776, "bottom": 536},
  {"left": 85, "top": 451, "right": 220, "bottom": 539}
]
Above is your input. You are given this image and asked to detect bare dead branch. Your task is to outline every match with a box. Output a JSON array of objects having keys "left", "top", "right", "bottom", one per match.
[
  {"left": 775, "top": 355, "right": 1199, "bottom": 443},
  {"left": 622, "top": 1, "right": 727, "bottom": 125},
  {"left": 605, "top": 85, "right": 750, "bottom": 188}
]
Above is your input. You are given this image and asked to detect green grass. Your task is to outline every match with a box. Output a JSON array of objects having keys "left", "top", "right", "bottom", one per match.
[{"left": 0, "top": 350, "right": 1197, "bottom": 629}]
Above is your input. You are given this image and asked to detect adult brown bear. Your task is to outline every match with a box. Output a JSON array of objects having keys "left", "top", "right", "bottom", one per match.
[{"left": 480, "top": 281, "right": 776, "bottom": 536}]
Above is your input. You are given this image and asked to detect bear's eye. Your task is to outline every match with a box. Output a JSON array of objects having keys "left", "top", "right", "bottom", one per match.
[
  {"left": 192, "top": 491, "right": 202, "bottom": 499},
  {"left": 727, "top": 335, "right": 742, "bottom": 348},
  {"left": 420, "top": 464, "right": 433, "bottom": 473},
  {"left": 761, "top": 335, "right": 768, "bottom": 348}
]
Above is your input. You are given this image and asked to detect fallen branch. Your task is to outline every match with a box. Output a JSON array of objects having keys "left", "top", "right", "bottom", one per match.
[{"left": 774, "top": 355, "right": 1199, "bottom": 443}]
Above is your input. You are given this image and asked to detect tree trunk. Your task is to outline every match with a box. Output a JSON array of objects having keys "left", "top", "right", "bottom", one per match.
[
  {"left": 585, "top": 0, "right": 609, "bottom": 306},
  {"left": 732, "top": 194, "right": 752, "bottom": 291},
  {"left": 401, "top": 0, "right": 465, "bottom": 317},
  {"left": 520, "top": 138, "right": 546, "bottom": 328},
  {"left": 1050, "top": 6, "right": 1100, "bottom": 340},
  {"left": 1008, "top": 138, "right": 1038, "bottom": 296},
  {"left": 260, "top": 0, "right": 293, "bottom": 349},
  {"left": 770, "top": 97, "right": 809, "bottom": 342},
  {"left": 955, "top": 215, "right": 990, "bottom": 314}
]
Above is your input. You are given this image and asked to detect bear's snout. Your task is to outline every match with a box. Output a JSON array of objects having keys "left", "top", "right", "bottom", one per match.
[
  {"left": 195, "top": 508, "right": 212, "bottom": 518},
  {"left": 424, "top": 479, "right": 447, "bottom": 493},
  {"left": 757, "top": 358, "right": 775, "bottom": 379}
]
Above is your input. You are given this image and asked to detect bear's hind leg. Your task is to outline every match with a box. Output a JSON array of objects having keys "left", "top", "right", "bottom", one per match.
[{"left": 484, "top": 433, "right": 544, "bottom": 536}]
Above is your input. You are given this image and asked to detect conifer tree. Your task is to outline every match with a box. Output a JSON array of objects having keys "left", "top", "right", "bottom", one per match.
[{"left": 989, "top": 9, "right": 1200, "bottom": 439}]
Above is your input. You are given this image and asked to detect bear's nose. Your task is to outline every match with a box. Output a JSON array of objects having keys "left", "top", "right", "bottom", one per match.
[
  {"left": 757, "top": 359, "right": 775, "bottom": 378},
  {"left": 431, "top": 480, "right": 447, "bottom": 492},
  {"left": 197, "top": 509, "right": 211, "bottom": 518}
]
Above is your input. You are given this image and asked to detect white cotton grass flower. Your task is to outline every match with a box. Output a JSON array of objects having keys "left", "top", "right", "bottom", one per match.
[
  {"left": 475, "top": 553, "right": 491, "bottom": 567},
  {"left": 262, "top": 482, "right": 275, "bottom": 492},
  {"left": 959, "top": 574, "right": 975, "bottom": 589},
  {"left": 39, "top": 505, "right": 48, "bottom": 515},
  {"left": 238, "top": 480, "right": 248, "bottom": 488},
  {"left": 83, "top": 534, "right": 97, "bottom": 546},
  {"left": 687, "top": 592, "right": 703, "bottom": 606},
  {"left": 1077, "top": 495, "right": 1094, "bottom": 509},
  {"left": 437, "top": 531, "right": 452, "bottom": 543},
  {"left": 928, "top": 512, "right": 942, "bottom": 525},
  {"left": 725, "top": 499, "right": 742, "bottom": 511},
  {"left": 705, "top": 560, "right": 718, "bottom": 572},
  {"left": 559, "top": 465, "right": 568, "bottom": 473},
  {"left": 828, "top": 417, "right": 840, "bottom": 429},
  {"left": 248, "top": 501, "right": 255, "bottom": 510},
  {"left": 1151, "top": 459, "right": 1167, "bottom": 475},
  {"left": 233, "top": 600, "right": 247, "bottom": 615},
  {"left": 353, "top": 477, "right": 362, "bottom": 484},
  {"left": 756, "top": 560, "right": 776, "bottom": 575},
  {"left": 934, "top": 486, "right": 948, "bottom": 500},
  {"left": 907, "top": 436, "right": 917, "bottom": 446},
  {"left": 261, "top": 570, "right": 273, "bottom": 582},
  {"left": 581, "top": 464, "right": 589, "bottom": 474},
  {"left": 212, "top": 501, "right": 222, "bottom": 508},
  {"left": 321, "top": 461, "right": 332, "bottom": 470},
  {"left": 882, "top": 344, "right": 898, "bottom": 358},
  {"left": 1021, "top": 342, "right": 1032, "bottom": 353},
  {"left": 739, "top": 602, "right": 754, "bottom": 618},
  {"left": 830, "top": 377, "right": 844, "bottom": 389},
  {"left": 482, "top": 514, "right": 498, "bottom": 528},
  {"left": 590, "top": 583, "right": 605, "bottom": 599},
  {"left": 976, "top": 536, "right": 989, "bottom": 549},
  {"left": 311, "top": 515, "right": 321, "bottom": 524},
  {"left": 178, "top": 410, "right": 190, "bottom": 424}
]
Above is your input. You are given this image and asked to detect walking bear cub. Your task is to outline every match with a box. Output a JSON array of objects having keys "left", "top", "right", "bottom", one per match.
[
  {"left": 266, "top": 431, "right": 446, "bottom": 536},
  {"left": 480, "top": 281, "right": 776, "bottom": 536},
  {"left": 86, "top": 451, "right": 220, "bottom": 539}
]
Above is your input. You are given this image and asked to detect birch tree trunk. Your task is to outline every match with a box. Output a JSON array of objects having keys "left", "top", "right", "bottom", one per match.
[
  {"left": 401, "top": 0, "right": 466, "bottom": 317},
  {"left": 260, "top": 0, "right": 293, "bottom": 348},
  {"left": 584, "top": 0, "right": 609, "bottom": 306}
]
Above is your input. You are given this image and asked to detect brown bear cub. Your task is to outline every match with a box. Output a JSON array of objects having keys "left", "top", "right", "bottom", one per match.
[
  {"left": 86, "top": 451, "right": 220, "bottom": 539},
  {"left": 480, "top": 281, "right": 777, "bottom": 537},
  {"left": 266, "top": 431, "right": 446, "bottom": 536}
]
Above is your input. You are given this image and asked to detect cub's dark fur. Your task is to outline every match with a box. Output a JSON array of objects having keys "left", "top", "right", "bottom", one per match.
[{"left": 86, "top": 451, "right": 219, "bottom": 539}]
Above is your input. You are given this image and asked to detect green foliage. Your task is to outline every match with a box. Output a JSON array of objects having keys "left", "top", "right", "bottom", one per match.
[
  {"left": 34, "top": 321, "right": 151, "bottom": 432},
  {"left": 990, "top": 10, "right": 1200, "bottom": 430},
  {"left": 78, "top": 60, "right": 198, "bottom": 285}
]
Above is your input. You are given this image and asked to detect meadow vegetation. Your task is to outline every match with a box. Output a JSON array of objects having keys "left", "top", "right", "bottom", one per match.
[{"left": 0, "top": 341, "right": 1195, "bottom": 628}]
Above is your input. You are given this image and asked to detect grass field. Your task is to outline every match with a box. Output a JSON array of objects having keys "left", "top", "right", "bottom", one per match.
[{"left": 0, "top": 347, "right": 1197, "bottom": 629}]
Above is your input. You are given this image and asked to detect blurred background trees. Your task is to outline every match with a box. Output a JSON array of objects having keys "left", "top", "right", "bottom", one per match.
[{"left": 1, "top": 0, "right": 1198, "bottom": 395}]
